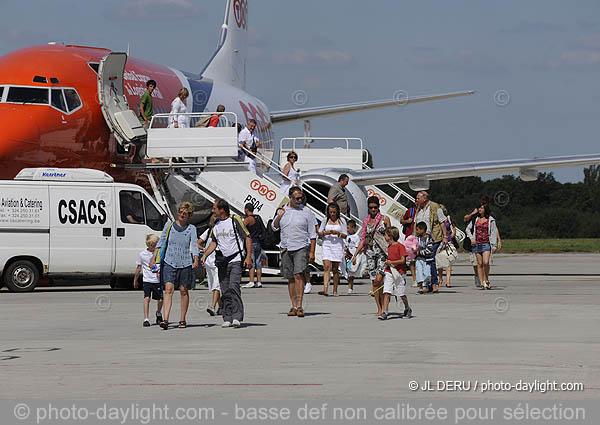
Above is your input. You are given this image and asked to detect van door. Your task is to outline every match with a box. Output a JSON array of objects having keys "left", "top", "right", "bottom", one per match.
[
  {"left": 114, "top": 189, "right": 165, "bottom": 274},
  {"left": 97, "top": 52, "right": 146, "bottom": 150},
  {"left": 48, "top": 186, "right": 114, "bottom": 274}
]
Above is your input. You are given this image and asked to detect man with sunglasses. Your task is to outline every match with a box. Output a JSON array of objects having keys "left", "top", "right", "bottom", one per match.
[{"left": 272, "top": 187, "right": 317, "bottom": 317}]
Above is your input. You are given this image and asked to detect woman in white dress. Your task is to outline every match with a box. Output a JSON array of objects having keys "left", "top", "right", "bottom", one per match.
[
  {"left": 318, "top": 203, "right": 347, "bottom": 296},
  {"left": 168, "top": 88, "right": 190, "bottom": 128},
  {"left": 280, "top": 151, "right": 300, "bottom": 195}
]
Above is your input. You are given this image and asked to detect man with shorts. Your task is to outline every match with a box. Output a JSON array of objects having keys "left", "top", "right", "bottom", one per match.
[{"left": 272, "top": 186, "right": 317, "bottom": 317}]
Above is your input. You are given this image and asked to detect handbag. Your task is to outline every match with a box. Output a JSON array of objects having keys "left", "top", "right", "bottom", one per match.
[
  {"left": 155, "top": 221, "right": 174, "bottom": 266},
  {"left": 435, "top": 243, "right": 458, "bottom": 269}
]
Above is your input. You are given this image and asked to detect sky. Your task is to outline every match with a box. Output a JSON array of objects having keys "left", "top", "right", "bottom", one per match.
[{"left": 1, "top": 0, "right": 599, "bottom": 182}]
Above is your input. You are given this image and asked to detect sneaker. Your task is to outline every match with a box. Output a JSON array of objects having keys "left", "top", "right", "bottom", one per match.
[
  {"left": 242, "top": 282, "right": 256, "bottom": 288},
  {"left": 378, "top": 311, "right": 388, "bottom": 320},
  {"left": 347, "top": 288, "right": 353, "bottom": 294},
  {"left": 143, "top": 319, "right": 150, "bottom": 327},
  {"left": 222, "top": 321, "right": 232, "bottom": 328},
  {"left": 255, "top": 282, "right": 262, "bottom": 288},
  {"left": 304, "top": 282, "right": 312, "bottom": 294},
  {"left": 412, "top": 282, "right": 418, "bottom": 288},
  {"left": 416, "top": 290, "right": 423, "bottom": 295},
  {"left": 155, "top": 312, "right": 163, "bottom": 325},
  {"left": 206, "top": 306, "right": 216, "bottom": 316},
  {"left": 403, "top": 307, "right": 413, "bottom": 319},
  {"left": 232, "top": 319, "right": 241, "bottom": 328}
]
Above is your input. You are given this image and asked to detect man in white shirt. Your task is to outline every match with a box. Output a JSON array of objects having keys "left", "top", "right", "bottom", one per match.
[
  {"left": 272, "top": 187, "right": 317, "bottom": 317},
  {"left": 238, "top": 119, "right": 261, "bottom": 174},
  {"left": 202, "top": 199, "right": 252, "bottom": 328}
]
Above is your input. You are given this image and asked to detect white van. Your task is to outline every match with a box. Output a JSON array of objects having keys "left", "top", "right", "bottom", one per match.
[{"left": 0, "top": 168, "right": 168, "bottom": 292}]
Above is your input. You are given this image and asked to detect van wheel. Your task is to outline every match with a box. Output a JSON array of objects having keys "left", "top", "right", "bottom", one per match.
[{"left": 4, "top": 260, "right": 39, "bottom": 292}]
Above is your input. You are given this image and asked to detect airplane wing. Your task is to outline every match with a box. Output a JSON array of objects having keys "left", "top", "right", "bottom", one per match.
[
  {"left": 342, "top": 153, "right": 600, "bottom": 189},
  {"left": 270, "top": 91, "right": 474, "bottom": 124}
]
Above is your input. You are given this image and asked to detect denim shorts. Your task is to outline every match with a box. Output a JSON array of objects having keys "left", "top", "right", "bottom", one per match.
[
  {"left": 161, "top": 262, "right": 194, "bottom": 290},
  {"left": 251, "top": 242, "right": 263, "bottom": 270},
  {"left": 472, "top": 243, "right": 491, "bottom": 253}
]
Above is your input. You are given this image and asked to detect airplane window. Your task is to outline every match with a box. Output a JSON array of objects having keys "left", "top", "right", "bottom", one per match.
[
  {"left": 63, "top": 89, "right": 81, "bottom": 112},
  {"left": 33, "top": 76, "right": 47, "bottom": 83},
  {"left": 119, "top": 190, "right": 144, "bottom": 225},
  {"left": 0, "top": 87, "right": 3, "bottom": 100},
  {"left": 143, "top": 195, "right": 165, "bottom": 231},
  {"left": 50, "top": 78, "right": 59, "bottom": 84},
  {"left": 51, "top": 89, "right": 67, "bottom": 112},
  {"left": 7, "top": 87, "right": 49, "bottom": 104}
]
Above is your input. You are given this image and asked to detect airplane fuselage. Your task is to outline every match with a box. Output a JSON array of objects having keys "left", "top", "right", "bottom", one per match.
[{"left": 0, "top": 44, "right": 274, "bottom": 185}]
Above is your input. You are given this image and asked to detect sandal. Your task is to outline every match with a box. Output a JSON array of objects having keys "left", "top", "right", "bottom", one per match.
[
  {"left": 159, "top": 320, "right": 169, "bottom": 330},
  {"left": 178, "top": 321, "right": 186, "bottom": 328},
  {"left": 479, "top": 285, "right": 485, "bottom": 290},
  {"left": 445, "top": 283, "right": 452, "bottom": 288},
  {"left": 333, "top": 293, "right": 339, "bottom": 297},
  {"left": 485, "top": 282, "right": 492, "bottom": 290}
]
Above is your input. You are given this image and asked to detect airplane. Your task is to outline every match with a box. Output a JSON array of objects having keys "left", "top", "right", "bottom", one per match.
[{"left": 0, "top": 0, "right": 599, "bottom": 197}]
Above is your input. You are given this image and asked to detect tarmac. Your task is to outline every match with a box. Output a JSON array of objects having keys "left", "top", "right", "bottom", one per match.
[{"left": 1, "top": 253, "right": 599, "bottom": 400}]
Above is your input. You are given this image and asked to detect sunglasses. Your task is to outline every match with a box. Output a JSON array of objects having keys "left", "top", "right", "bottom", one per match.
[
  {"left": 368, "top": 205, "right": 379, "bottom": 210},
  {"left": 288, "top": 156, "right": 297, "bottom": 160},
  {"left": 292, "top": 196, "right": 303, "bottom": 201}
]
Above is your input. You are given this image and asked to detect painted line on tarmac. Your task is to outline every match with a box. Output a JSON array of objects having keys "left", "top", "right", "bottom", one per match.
[{"left": 112, "top": 383, "right": 323, "bottom": 387}]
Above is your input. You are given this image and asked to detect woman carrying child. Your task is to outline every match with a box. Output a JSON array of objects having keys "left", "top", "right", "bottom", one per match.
[
  {"left": 465, "top": 203, "right": 498, "bottom": 290},
  {"left": 318, "top": 203, "right": 347, "bottom": 296},
  {"left": 352, "top": 196, "right": 391, "bottom": 317}
]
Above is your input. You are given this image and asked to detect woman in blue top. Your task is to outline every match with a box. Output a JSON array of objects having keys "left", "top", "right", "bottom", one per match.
[{"left": 153, "top": 202, "right": 199, "bottom": 329}]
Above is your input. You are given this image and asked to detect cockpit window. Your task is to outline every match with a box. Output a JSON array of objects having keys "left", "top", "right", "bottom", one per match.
[
  {"left": 51, "top": 89, "right": 67, "bottom": 113},
  {"left": 88, "top": 63, "right": 99, "bottom": 74},
  {"left": 7, "top": 87, "right": 49, "bottom": 104},
  {"left": 64, "top": 89, "right": 81, "bottom": 112}
]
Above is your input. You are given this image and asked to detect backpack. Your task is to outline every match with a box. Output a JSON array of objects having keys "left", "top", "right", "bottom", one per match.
[
  {"left": 402, "top": 207, "right": 415, "bottom": 235},
  {"left": 254, "top": 215, "right": 267, "bottom": 246},
  {"left": 262, "top": 218, "right": 280, "bottom": 249}
]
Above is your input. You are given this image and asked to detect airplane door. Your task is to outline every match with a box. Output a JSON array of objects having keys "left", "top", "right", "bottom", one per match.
[{"left": 97, "top": 52, "right": 146, "bottom": 149}]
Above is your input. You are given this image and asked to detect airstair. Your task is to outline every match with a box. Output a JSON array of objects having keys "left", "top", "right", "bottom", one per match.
[
  {"left": 278, "top": 137, "right": 465, "bottom": 242},
  {"left": 136, "top": 113, "right": 351, "bottom": 275},
  {"left": 124, "top": 115, "right": 463, "bottom": 276}
]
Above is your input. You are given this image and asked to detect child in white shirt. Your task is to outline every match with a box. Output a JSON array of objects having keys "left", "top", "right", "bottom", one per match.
[
  {"left": 133, "top": 234, "right": 163, "bottom": 327},
  {"left": 344, "top": 220, "right": 365, "bottom": 294}
]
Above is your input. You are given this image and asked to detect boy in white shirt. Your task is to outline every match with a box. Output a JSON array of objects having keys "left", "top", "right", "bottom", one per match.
[
  {"left": 344, "top": 220, "right": 364, "bottom": 294},
  {"left": 133, "top": 234, "right": 163, "bottom": 327},
  {"left": 198, "top": 225, "right": 222, "bottom": 316}
]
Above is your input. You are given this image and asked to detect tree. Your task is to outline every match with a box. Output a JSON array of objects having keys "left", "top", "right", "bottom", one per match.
[{"left": 583, "top": 165, "right": 600, "bottom": 186}]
